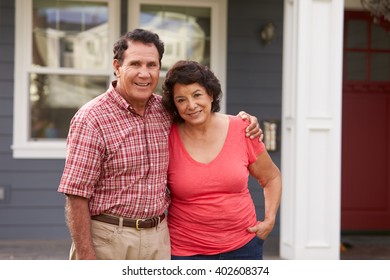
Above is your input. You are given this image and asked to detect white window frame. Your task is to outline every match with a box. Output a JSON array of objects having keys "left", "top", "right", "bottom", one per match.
[
  {"left": 127, "top": 0, "right": 227, "bottom": 113},
  {"left": 12, "top": 0, "right": 120, "bottom": 159}
]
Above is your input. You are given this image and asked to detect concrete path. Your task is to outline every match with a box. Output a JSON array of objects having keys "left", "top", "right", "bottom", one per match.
[{"left": 0, "top": 235, "right": 389, "bottom": 260}]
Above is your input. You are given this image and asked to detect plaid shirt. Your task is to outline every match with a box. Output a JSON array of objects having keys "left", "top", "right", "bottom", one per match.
[{"left": 58, "top": 81, "right": 171, "bottom": 219}]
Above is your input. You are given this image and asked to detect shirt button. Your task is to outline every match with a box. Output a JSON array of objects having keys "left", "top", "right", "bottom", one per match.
[{"left": 148, "top": 185, "right": 151, "bottom": 190}]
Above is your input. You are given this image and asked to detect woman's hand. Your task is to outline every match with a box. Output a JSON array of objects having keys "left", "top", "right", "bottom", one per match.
[{"left": 247, "top": 219, "right": 275, "bottom": 240}]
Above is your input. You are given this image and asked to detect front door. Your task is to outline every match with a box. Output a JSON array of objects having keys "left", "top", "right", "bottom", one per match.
[{"left": 341, "top": 11, "right": 390, "bottom": 231}]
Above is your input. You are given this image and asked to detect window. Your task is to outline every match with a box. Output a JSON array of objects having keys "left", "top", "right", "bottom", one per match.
[
  {"left": 13, "top": 0, "right": 120, "bottom": 158},
  {"left": 12, "top": 0, "right": 226, "bottom": 159},
  {"left": 344, "top": 11, "right": 390, "bottom": 82},
  {"left": 128, "top": 0, "right": 227, "bottom": 100}
]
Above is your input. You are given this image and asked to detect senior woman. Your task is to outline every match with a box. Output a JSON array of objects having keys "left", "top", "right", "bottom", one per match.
[{"left": 162, "top": 60, "right": 282, "bottom": 260}]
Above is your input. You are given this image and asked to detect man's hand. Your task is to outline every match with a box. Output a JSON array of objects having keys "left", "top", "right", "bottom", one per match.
[{"left": 237, "top": 111, "right": 264, "bottom": 141}]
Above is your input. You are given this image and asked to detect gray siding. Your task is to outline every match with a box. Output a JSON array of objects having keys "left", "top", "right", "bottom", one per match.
[
  {"left": 0, "top": 0, "right": 68, "bottom": 240},
  {"left": 227, "top": 0, "right": 284, "bottom": 236},
  {"left": 0, "top": 0, "right": 283, "bottom": 240}
]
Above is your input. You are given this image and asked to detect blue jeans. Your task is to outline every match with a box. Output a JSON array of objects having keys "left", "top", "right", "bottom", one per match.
[{"left": 171, "top": 236, "right": 264, "bottom": 260}]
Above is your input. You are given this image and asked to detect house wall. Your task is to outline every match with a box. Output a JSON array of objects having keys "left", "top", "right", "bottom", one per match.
[
  {"left": 0, "top": 0, "right": 69, "bottom": 240},
  {"left": 226, "top": 0, "right": 283, "bottom": 235},
  {"left": 0, "top": 0, "right": 283, "bottom": 240}
]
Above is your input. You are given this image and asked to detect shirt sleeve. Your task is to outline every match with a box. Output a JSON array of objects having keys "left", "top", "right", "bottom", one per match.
[
  {"left": 58, "top": 119, "right": 105, "bottom": 198},
  {"left": 244, "top": 122, "right": 266, "bottom": 165}
]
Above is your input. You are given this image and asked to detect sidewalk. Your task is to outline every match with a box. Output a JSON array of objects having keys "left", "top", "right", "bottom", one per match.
[
  {"left": 0, "top": 235, "right": 389, "bottom": 260},
  {"left": 0, "top": 239, "right": 71, "bottom": 260},
  {"left": 0, "top": 236, "right": 281, "bottom": 260}
]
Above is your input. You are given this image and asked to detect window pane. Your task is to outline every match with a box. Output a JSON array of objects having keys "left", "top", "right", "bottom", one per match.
[
  {"left": 347, "top": 20, "right": 368, "bottom": 49},
  {"left": 140, "top": 4, "right": 211, "bottom": 71},
  {"left": 371, "top": 53, "right": 390, "bottom": 81},
  {"left": 30, "top": 73, "right": 108, "bottom": 139},
  {"left": 155, "top": 76, "right": 164, "bottom": 96},
  {"left": 346, "top": 52, "right": 367, "bottom": 81},
  {"left": 371, "top": 24, "right": 390, "bottom": 50},
  {"left": 32, "top": 0, "right": 109, "bottom": 69}
]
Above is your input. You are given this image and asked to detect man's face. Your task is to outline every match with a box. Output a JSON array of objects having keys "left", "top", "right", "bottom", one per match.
[{"left": 114, "top": 40, "right": 160, "bottom": 108}]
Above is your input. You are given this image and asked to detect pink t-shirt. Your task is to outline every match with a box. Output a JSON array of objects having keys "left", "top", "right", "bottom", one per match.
[{"left": 167, "top": 115, "right": 265, "bottom": 256}]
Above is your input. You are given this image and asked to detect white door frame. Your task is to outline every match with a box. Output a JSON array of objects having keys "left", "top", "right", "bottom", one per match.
[{"left": 280, "top": 0, "right": 344, "bottom": 259}]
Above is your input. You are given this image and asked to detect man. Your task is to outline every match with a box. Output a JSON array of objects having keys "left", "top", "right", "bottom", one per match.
[{"left": 58, "top": 29, "right": 261, "bottom": 260}]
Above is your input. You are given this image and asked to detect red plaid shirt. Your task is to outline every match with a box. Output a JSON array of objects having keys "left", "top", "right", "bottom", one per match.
[{"left": 58, "top": 81, "right": 171, "bottom": 219}]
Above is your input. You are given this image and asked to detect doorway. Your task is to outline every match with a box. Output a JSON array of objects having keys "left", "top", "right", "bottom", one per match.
[{"left": 341, "top": 11, "right": 390, "bottom": 231}]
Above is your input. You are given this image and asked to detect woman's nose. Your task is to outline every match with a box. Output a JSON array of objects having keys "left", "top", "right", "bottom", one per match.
[{"left": 188, "top": 99, "right": 197, "bottom": 109}]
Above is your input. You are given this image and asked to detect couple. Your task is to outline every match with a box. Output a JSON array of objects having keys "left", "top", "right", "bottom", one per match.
[{"left": 58, "top": 29, "right": 282, "bottom": 260}]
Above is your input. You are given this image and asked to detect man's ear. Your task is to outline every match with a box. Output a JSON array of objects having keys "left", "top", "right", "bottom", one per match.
[{"left": 113, "top": 59, "right": 120, "bottom": 77}]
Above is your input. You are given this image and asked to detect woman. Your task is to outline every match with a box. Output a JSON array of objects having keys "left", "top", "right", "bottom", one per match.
[{"left": 162, "top": 60, "right": 282, "bottom": 260}]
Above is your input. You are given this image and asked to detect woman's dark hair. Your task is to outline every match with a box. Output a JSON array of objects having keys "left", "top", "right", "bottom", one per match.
[
  {"left": 113, "top": 28, "right": 165, "bottom": 69},
  {"left": 162, "top": 60, "right": 222, "bottom": 123}
]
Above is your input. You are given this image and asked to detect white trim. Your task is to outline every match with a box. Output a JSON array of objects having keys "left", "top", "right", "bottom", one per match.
[
  {"left": 127, "top": 0, "right": 227, "bottom": 113},
  {"left": 24, "top": 68, "right": 112, "bottom": 75},
  {"left": 13, "top": 0, "right": 32, "bottom": 158},
  {"left": 12, "top": 0, "right": 120, "bottom": 159},
  {"left": 12, "top": 142, "right": 67, "bottom": 159},
  {"left": 280, "top": 0, "right": 344, "bottom": 259}
]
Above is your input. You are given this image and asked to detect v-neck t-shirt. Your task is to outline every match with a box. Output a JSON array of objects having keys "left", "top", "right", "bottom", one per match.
[{"left": 167, "top": 115, "right": 265, "bottom": 256}]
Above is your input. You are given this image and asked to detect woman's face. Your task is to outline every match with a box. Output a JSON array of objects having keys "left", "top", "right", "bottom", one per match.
[{"left": 173, "top": 82, "right": 213, "bottom": 126}]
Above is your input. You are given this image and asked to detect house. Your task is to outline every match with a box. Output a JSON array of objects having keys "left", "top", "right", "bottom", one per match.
[{"left": 0, "top": 0, "right": 389, "bottom": 259}]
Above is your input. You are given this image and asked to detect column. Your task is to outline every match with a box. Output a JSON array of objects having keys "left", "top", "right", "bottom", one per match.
[{"left": 280, "top": 0, "right": 344, "bottom": 259}]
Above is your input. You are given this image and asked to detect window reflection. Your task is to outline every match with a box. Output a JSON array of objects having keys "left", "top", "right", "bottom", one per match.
[
  {"left": 29, "top": 73, "right": 107, "bottom": 139},
  {"left": 32, "top": 0, "right": 108, "bottom": 69},
  {"left": 140, "top": 5, "right": 211, "bottom": 71}
]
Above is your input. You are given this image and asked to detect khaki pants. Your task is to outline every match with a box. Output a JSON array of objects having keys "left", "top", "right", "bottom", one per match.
[{"left": 69, "top": 218, "right": 171, "bottom": 260}]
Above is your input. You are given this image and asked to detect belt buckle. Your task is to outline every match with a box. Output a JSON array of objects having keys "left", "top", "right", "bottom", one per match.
[{"left": 136, "top": 219, "right": 143, "bottom": 230}]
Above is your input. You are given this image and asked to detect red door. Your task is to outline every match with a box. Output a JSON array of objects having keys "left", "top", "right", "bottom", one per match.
[{"left": 341, "top": 11, "right": 390, "bottom": 231}]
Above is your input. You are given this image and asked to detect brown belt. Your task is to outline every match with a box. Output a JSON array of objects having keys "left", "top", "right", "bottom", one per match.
[{"left": 91, "top": 213, "right": 165, "bottom": 230}]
